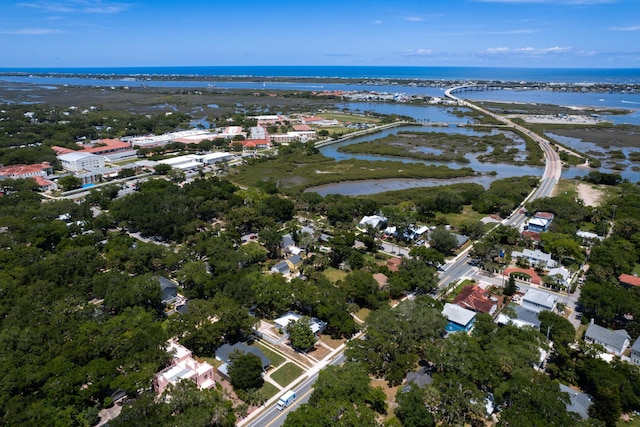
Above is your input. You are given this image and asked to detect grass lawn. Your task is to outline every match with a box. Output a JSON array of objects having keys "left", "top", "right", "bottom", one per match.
[
  {"left": 552, "top": 178, "right": 578, "bottom": 198},
  {"left": 319, "top": 335, "right": 345, "bottom": 349},
  {"left": 445, "top": 206, "right": 486, "bottom": 228},
  {"left": 354, "top": 307, "right": 371, "bottom": 322},
  {"left": 270, "top": 362, "right": 305, "bottom": 388},
  {"left": 319, "top": 112, "right": 381, "bottom": 124},
  {"left": 259, "top": 381, "right": 280, "bottom": 400},
  {"left": 446, "top": 279, "right": 475, "bottom": 302},
  {"left": 322, "top": 267, "right": 348, "bottom": 283},
  {"left": 617, "top": 416, "right": 640, "bottom": 427},
  {"left": 254, "top": 342, "right": 286, "bottom": 368},
  {"left": 201, "top": 357, "right": 223, "bottom": 369}
]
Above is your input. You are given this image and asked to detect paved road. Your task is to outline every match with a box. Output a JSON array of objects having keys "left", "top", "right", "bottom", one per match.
[
  {"left": 437, "top": 86, "right": 563, "bottom": 289},
  {"left": 243, "top": 352, "right": 347, "bottom": 427},
  {"left": 240, "top": 87, "right": 565, "bottom": 427}
]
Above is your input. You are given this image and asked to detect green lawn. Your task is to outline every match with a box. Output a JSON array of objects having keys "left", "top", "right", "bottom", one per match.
[
  {"left": 354, "top": 307, "right": 371, "bottom": 322},
  {"left": 617, "top": 416, "right": 640, "bottom": 427},
  {"left": 322, "top": 267, "right": 348, "bottom": 283},
  {"left": 633, "top": 263, "right": 640, "bottom": 276},
  {"left": 259, "top": 381, "right": 280, "bottom": 400},
  {"left": 270, "top": 362, "right": 304, "bottom": 388},
  {"left": 319, "top": 112, "right": 381, "bottom": 124},
  {"left": 254, "top": 342, "right": 286, "bottom": 367}
]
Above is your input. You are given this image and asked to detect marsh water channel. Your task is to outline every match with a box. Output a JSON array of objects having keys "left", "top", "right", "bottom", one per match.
[
  {"left": 311, "top": 102, "right": 635, "bottom": 196},
  {"left": 312, "top": 124, "right": 545, "bottom": 196}
]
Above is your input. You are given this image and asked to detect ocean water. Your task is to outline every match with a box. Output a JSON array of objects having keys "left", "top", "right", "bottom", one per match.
[{"left": 1, "top": 66, "right": 640, "bottom": 84}]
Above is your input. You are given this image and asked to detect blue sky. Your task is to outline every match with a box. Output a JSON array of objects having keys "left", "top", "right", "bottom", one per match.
[{"left": 1, "top": 0, "right": 639, "bottom": 68}]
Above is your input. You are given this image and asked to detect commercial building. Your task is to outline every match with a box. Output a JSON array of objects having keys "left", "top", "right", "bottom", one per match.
[{"left": 58, "top": 152, "right": 105, "bottom": 172}]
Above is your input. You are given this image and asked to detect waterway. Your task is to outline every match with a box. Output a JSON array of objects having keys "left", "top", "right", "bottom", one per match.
[
  {"left": 2, "top": 71, "right": 639, "bottom": 194},
  {"left": 310, "top": 118, "right": 639, "bottom": 196}
]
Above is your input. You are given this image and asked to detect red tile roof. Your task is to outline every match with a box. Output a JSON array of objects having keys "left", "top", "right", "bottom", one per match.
[
  {"left": 32, "top": 176, "right": 55, "bottom": 188},
  {"left": 521, "top": 231, "right": 541, "bottom": 241},
  {"left": 386, "top": 257, "right": 402, "bottom": 272},
  {"left": 619, "top": 274, "right": 640, "bottom": 287},
  {"left": 452, "top": 285, "right": 496, "bottom": 314},
  {"left": 0, "top": 162, "right": 52, "bottom": 177},
  {"left": 52, "top": 145, "right": 75, "bottom": 155},
  {"left": 81, "top": 139, "right": 131, "bottom": 153}
]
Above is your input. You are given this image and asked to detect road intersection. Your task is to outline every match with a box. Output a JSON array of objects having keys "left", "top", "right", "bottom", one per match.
[{"left": 239, "top": 87, "right": 564, "bottom": 427}]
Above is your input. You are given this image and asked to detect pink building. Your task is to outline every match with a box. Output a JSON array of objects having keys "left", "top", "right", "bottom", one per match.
[{"left": 154, "top": 341, "right": 216, "bottom": 395}]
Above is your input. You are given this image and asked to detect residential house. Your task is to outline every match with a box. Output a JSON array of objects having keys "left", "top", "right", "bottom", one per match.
[
  {"left": 157, "top": 276, "right": 179, "bottom": 306},
  {"left": 452, "top": 285, "right": 497, "bottom": 315},
  {"left": 154, "top": 341, "right": 216, "bottom": 395},
  {"left": 584, "top": 320, "right": 631, "bottom": 356},
  {"left": 545, "top": 266, "right": 572, "bottom": 290},
  {"left": 271, "top": 261, "right": 292, "bottom": 276},
  {"left": 521, "top": 230, "right": 541, "bottom": 245},
  {"left": 630, "top": 338, "right": 640, "bottom": 366},
  {"left": 442, "top": 303, "right": 476, "bottom": 333},
  {"left": 386, "top": 257, "right": 402, "bottom": 273},
  {"left": 215, "top": 342, "right": 271, "bottom": 380},
  {"left": 402, "top": 367, "right": 433, "bottom": 392},
  {"left": 618, "top": 273, "right": 640, "bottom": 289},
  {"left": 576, "top": 230, "right": 604, "bottom": 244},
  {"left": 496, "top": 305, "right": 542, "bottom": 330},
  {"left": 522, "top": 289, "right": 558, "bottom": 313},
  {"left": 357, "top": 215, "right": 387, "bottom": 232},
  {"left": 373, "top": 273, "right": 388, "bottom": 289},
  {"left": 157, "top": 276, "right": 187, "bottom": 315},
  {"left": 526, "top": 212, "right": 554, "bottom": 233},
  {"left": 274, "top": 312, "right": 326, "bottom": 336},
  {"left": 452, "top": 233, "right": 469, "bottom": 248},
  {"left": 559, "top": 384, "right": 593, "bottom": 420},
  {"left": 511, "top": 248, "right": 557, "bottom": 269}
]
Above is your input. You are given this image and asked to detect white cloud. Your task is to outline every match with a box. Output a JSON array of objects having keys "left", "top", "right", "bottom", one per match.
[
  {"left": 609, "top": 25, "right": 640, "bottom": 31},
  {"left": 484, "top": 46, "right": 572, "bottom": 55},
  {"left": 401, "top": 48, "right": 434, "bottom": 56},
  {"left": 1, "top": 27, "right": 64, "bottom": 35},
  {"left": 405, "top": 16, "right": 424, "bottom": 22},
  {"left": 374, "top": 20, "right": 383, "bottom": 25},
  {"left": 17, "top": 1, "right": 131, "bottom": 14}
]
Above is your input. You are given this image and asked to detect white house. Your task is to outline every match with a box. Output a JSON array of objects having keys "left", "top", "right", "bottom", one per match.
[
  {"left": 58, "top": 152, "right": 105, "bottom": 172},
  {"left": 511, "top": 249, "right": 557, "bottom": 269},
  {"left": 522, "top": 289, "right": 558, "bottom": 313},
  {"left": 357, "top": 215, "right": 387, "bottom": 231},
  {"left": 630, "top": 338, "right": 640, "bottom": 365}
]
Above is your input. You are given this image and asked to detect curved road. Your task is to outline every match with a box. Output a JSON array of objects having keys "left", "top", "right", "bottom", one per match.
[
  {"left": 242, "top": 86, "right": 564, "bottom": 427},
  {"left": 436, "top": 86, "right": 563, "bottom": 288},
  {"left": 444, "top": 85, "right": 562, "bottom": 228}
]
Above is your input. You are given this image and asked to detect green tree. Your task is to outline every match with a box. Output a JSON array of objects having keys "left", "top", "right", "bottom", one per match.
[
  {"left": 395, "top": 384, "right": 435, "bottom": 427},
  {"left": 504, "top": 274, "right": 517, "bottom": 296},
  {"left": 339, "top": 269, "right": 385, "bottom": 309},
  {"left": 429, "top": 227, "right": 459, "bottom": 255},
  {"left": 57, "top": 174, "right": 83, "bottom": 190},
  {"left": 346, "top": 298, "right": 446, "bottom": 385},
  {"left": 228, "top": 351, "right": 264, "bottom": 392},
  {"left": 153, "top": 163, "right": 172, "bottom": 175},
  {"left": 285, "top": 317, "right": 317, "bottom": 352}
]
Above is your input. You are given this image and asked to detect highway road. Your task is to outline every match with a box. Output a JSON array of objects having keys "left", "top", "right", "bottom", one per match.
[
  {"left": 436, "top": 86, "right": 564, "bottom": 290},
  {"left": 239, "top": 86, "right": 564, "bottom": 427}
]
